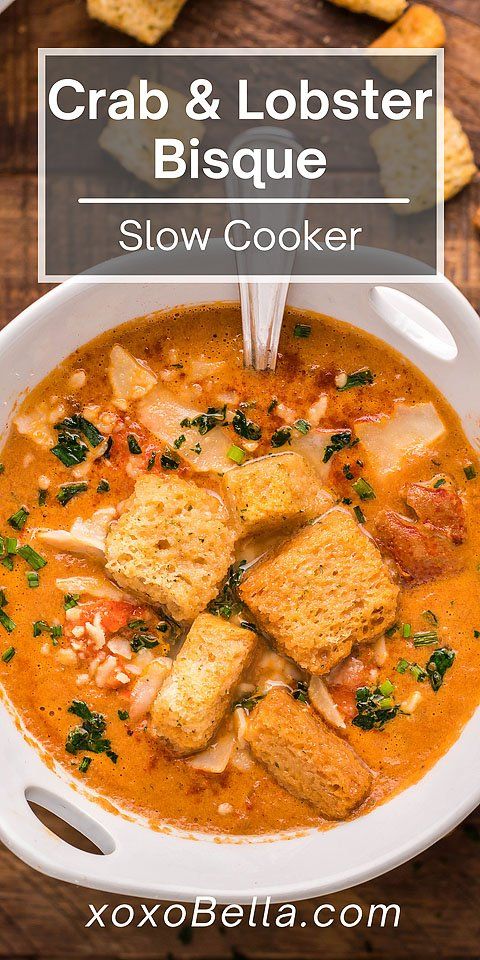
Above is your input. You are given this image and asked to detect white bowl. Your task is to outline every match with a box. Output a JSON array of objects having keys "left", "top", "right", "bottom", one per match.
[{"left": 0, "top": 274, "right": 479, "bottom": 902}]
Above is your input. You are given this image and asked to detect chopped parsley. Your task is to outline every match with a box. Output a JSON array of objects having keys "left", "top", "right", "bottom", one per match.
[
  {"left": 271, "top": 426, "right": 292, "bottom": 448},
  {"left": 17, "top": 544, "right": 47, "bottom": 570},
  {"left": 267, "top": 398, "right": 278, "bottom": 414},
  {"left": 1, "top": 645, "right": 15, "bottom": 663},
  {"left": 97, "top": 479, "right": 110, "bottom": 493},
  {"left": 208, "top": 561, "right": 246, "bottom": 620},
  {"left": 181, "top": 405, "right": 226, "bottom": 436},
  {"left": 51, "top": 415, "right": 103, "bottom": 467},
  {"left": 130, "top": 632, "right": 159, "bottom": 653},
  {"left": 292, "top": 681, "right": 309, "bottom": 704},
  {"left": 464, "top": 464, "right": 477, "bottom": 481},
  {"left": 385, "top": 622, "right": 399, "bottom": 638},
  {"left": 79, "top": 756, "right": 92, "bottom": 774},
  {"left": 173, "top": 435, "right": 186, "bottom": 449},
  {"left": 160, "top": 449, "right": 180, "bottom": 470},
  {"left": 233, "top": 692, "right": 265, "bottom": 713},
  {"left": 127, "top": 434, "right": 142, "bottom": 455},
  {"left": 118, "top": 709, "right": 129, "bottom": 721},
  {"left": 352, "top": 477, "right": 375, "bottom": 500},
  {"left": 336, "top": 369, "right": 374, "bottom": 392},
  {"left": 232, "top": 409, "right": 262, "bottom": 441},
  {"left": 191, "top": 443, "right": 202, "bottom": 455},
  {"left": 323, "top": 431, "right": 352, "bottom": 464},
  {"left": 293, "top": 323, "right": 311, "bottom": 338},
  {"left": 352, "top": 682, "right": 399, "bottom": 730},
  {"left": 56, "top": 482, "right": 88, "bottom": 507},
  {"left": 433, "top": 477, "right": 446, "bottom": 489},
  {"left": 8, "top": 507, "right": 29, "bottom": 531},
  {"left": 425, "top": 647, "right": 455, "bottom": 692},
  {"left": 65, "top": 700, "right": 117, "bottom": 763}
]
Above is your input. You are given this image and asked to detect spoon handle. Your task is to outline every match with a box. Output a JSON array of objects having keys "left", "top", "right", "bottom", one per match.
[{"left": 227, "top": 126, "right": 308, "bottom": 371}]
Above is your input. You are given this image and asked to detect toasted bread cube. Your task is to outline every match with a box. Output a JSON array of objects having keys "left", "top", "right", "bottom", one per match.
[
  {"left": 105, "top": 475, "right": 235, "bottom": 622},
  {"left": 99, "top": 77, "right": 202, "bottom": 191},
  {"left": 87, "top": 0, "right": 186, "bottom": 44},
  {"left": 326, "top": 0, "right": 406, "bottom": 22},
  {"left": 240, "top": 507, "right": 399, "bottom": 675},
  {"left": 245, "top": 689, "right": 372, "bottom": 819},
  {"left": 222, "top": 452, "right": 333, "bottom": 538},
  {"left": 371, "top": 107, "right": 477, "bottom": 214},
  {"left": 370, "top": 5, "right": 446, "bottom": 84},
  {"left": 152, "top": 613, "right": 256, "bottom": 755}
]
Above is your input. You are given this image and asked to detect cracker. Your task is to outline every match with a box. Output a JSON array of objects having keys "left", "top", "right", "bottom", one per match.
[
  {"left": 87, "top": 0, "right": 187, "bottom": 45},
  {"left": 370, "top": 106, "right": 477, "bottom": 214},
  {"left": 326, "top": 0, "right": 407, "bottom": 23},
  {"left": 99, "top": 76, "right": 202, "bottom": 192},
  {"left": 370, "top": 4, "right": 446, "bottom": 84}
]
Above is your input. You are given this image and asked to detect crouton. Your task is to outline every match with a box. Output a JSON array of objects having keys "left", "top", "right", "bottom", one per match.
[
  {"left": 473, "top": 207, "right": 480, "bottom": 233},
  {"left": 105, "top": 474, "right": 235, "bottom": 622},
  {"left": 245, "top": 689, "right": 372, "bottom": 819},
  {"left": 371, "top": 107, "right": 477, "bottom": 214},
  {"left": 222, "top": 453, "right": 333, "bottom": 538},
  {"left": 370, "top": 5, "right": 446, "bottom": 84},
  {"left": 152, "top": 613, "right": 256, "bottom": 755},
  {"left": 87, "top": 0, "right": 186, "bottom": 45},
  {"left": 326, "top": 0, "right": 406, "bottom": 22},
  {"left": 99, "top": 77, "right": 202, "bottom": 191},
  {"left": 240, "top": 507, "right": 399, "bottom": 675}
]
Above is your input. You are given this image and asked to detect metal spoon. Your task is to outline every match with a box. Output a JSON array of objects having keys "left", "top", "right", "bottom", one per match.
[{"left": 227, "top": 127, "right": 308, "bottom": 371}]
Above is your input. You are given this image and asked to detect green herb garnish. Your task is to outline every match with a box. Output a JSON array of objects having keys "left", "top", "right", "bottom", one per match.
[
  {"left": 160, "top": 449, "right": 180, "bottom": 470},
  {"left": 38, "top": 489, "right": 48, "bottom": 507},
  {"left": 64, "top": 593, "right": 79, "bottom": 610},
  {"left": 336, "top": 369, "right": 374, "bottom": 392},
  {"left": 208, "top": 560, "right": 246, "bottom": 620},
  {"left": 26, "top": 571, "right": 39, "bottom": 588},
  {"left": 323, "top": 431, "right": 352, "bottom": 464},
  {"left": 402, "top": 623, "right": 411, "bottom": 639},
  {"left": 271, "top": 427, "right": 291, "bottom": 448},
  {"left": 1, "top": 645, "right": 15, "bottom": 663},
  {"left": 130, "top": 633, "right": 159, "bottom": 653},
  {"left": 181, "top": 405, "right": 226, "bottom": 436},
  {"left": 425, "top": 647, "right": 455, "bottom": 691},
  {"left": 127, "top": 435, "right": 142, "bottom": 455},
  {"left": 17, "top": 544, "right": 47, "bottom": 570},
  {"left": 396, "top": 658, "right": 427, "bottom": 682},
  {"left": 294, "top": 323, "right": 311, "bottom": 339},
  {"left": 423, "top": 610, "right": 438, "bottom": 627},
  {"left": 352, "top": 477, "right": 375, "bottom": 500},
  {"left": 433, "top": 477, "right": 446, "bottom": 488},
  {"left": 0, "top": 609, "right": 15, "bottom": 634},
  {"left": 233, "top": 692, "right": 265, "bottom": 713},
  {"left": 464, "top": 464, "right": 477, "bottom": 480},
  {"left": 353, "top": 505, "right": 365, "bottom": 524},
  {"left": 147, "top": 451, "right": 156, "bottom": 471},
  {"left": 56, "top": 482, "right": 88, "bottom": 506},
  {"left": 8, "top": 507, "right": 29, "bottom": 531},
  {"left": 292, "top": 681, "right": 309, "bottom": 704},
  {"left": 413, "top": 630, "right": 438, "bottom": 647},
  {"left": 66, "top": 700, "right": 117, "bottom": 763},
  {"left": 352, "top": 683, "right": 399, "bottom": 730},
  {"left": 118, "top": 709, "right": 129, "bottom": 721},
  {"left": 97, "top": 479, "right": 110, "bottom": 493},
  {"left": 173, "top": 435, "right": 186, "bottom": 449},
  {"left": 51, "top": 415, "right": 103, "bottom": 467},
  {"left": 79, "top": 756, "right": 91, "bottom": 773},
  {"left": 232, "top": 409, "right": 262, "bottom": 441},
  {"left": 227, "top": 445, "right": 246, "bottom": 465},
  {"left": 267, "top": 398, "right": 278, "bottom": 414},
  {"left": 293, "top": 419, "right": 310, "bottom": 435}
]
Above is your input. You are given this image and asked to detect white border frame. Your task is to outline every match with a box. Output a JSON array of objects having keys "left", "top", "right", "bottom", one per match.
[{"left": 38, "top": 48, "right": 444, "bottom": 284}]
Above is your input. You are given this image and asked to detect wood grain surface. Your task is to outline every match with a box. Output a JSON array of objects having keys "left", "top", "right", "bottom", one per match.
[{"left": 0, "top": 1, "right": 479, "bottom": 957}]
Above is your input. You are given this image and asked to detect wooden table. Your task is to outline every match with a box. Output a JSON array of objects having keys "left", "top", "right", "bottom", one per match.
[{"left": 0, "top": 1, "right": 479, "bottom": 957}]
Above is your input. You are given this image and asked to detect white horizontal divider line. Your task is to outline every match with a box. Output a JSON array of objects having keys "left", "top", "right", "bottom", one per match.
[{"left": 78, "top": 196, "right": 409, "bottom": 205}]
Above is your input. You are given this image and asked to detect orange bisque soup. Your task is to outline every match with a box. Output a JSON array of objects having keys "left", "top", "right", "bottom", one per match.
[{"left": 0, "top": 302, "right": 479, "bottom": 837}]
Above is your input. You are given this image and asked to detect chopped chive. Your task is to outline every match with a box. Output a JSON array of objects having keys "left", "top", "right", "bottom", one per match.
[
  {"left": 56, "top": 482, "right": 88, "bottom": 506},
  {"left": 294, "top": 323, "right": 311, "bottom": 339},
  {"left": 127, "top": 435, "right": 142, "bottom": 455},
  {"left": 147, "top": 451, "right": 156, "bottom": 471},
  {"left": 64, "top": 593, "right": 79, "bottom": 611},
  {"left": 1, "top": 645, "right": 15, "bottom": 663},
  {"left": 8, "top": 507, "right": 29, "bottom": 531},
  {"left": 26, "top": 571, "right": 39, "bottom": 588},
  {"left": 464, "top": 464, "right": 477, "bottom": 481},
  {"left": 103, "top": 436, "right": 113, "bottom": 460},
  {"left": 378, "top": 679, "right": 394, "bottom": 696},
  {"left": 118, "top": 709, "right": 129, "bottom": 721},
  {"left": 33, "top": 620, "right": 50, "bottom": 637},
  {"left": 422, "top": 610, "right": 438, "bottom": 627},
  {"left": 38, "top": 489, "right": 48, "bottom": 507},
  {"left": 402, "top": 623, "right": 411, "bottom": 639},
  {"left": 17, "top": 544, "right": 47, "bottom": 570},
  {"left": 97, "top": 479, "right": 110, "bottom": 493},
  {"left": 353, "top": 505, "right": 366, "bottom": 524},
  {"left": 173, "top": 435, "right": 186, "bottom": 449},
  {"left": 51, "top": 624, "right": 63, "bottom": 640},
  {"left": 0, "top": 556, "right": 13, "bottom": 572},
  {"left": 0, "top": 609, "right": 15, "bottom": 634},
  {"left": 0, "top": 590, "right": 6, "bottom": 608},
  {"left": 413, "top": 630, "right": 438, "bottom": 647},
  {"left": 337, "top": 369, "right": 374, "bottom": 392},
  {"left": 386, "top": 622, "right": 399, "bottom": 638},
  {"left": 433, "top": 477, "right": 446, "bottom": 488},
  {"left": 79, "top": 756, "right": 92, "bottom": 773},
  {"left": 160, "top": 450, "right": 180, "bottom": 470},
  {"left": 474, "top": 629, "right": 480, "bottom": 639},
  {"left": 352, "top": 477, "right": 375, "bottom": 500},
  {"left": 396, "top": 658, "right": 409, "bottom": 674},
  {"left": 227, "top": 445, "right": 246, "bottom": 465},
  {"left": 0, "top": 464, "right": 4, "bottom": 474},
  {"left": 5, "top": 538, "right": 17, "bottom": 555},
  {"left": 293, "top": 419, "right": 311, "bottom": 435},
  {"left": 267, "top": 398, "right": 278, "bottom": 414}
]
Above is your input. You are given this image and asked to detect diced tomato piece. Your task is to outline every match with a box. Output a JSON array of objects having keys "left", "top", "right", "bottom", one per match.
[
  {"left": 405, "top": 476, "right": 466, "bottom": 544},
  {"left": 72, "top": 600, "right": 148, "bottom": 635}
]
